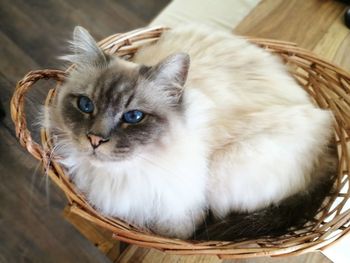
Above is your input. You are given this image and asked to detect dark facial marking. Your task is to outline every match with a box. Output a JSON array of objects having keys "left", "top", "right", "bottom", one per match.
[
  {"left": 57, "top": 57, "right": 187, "bottom": 161},
  {"left": 124, "top": 91, "right": 135, "bottom": 109}
]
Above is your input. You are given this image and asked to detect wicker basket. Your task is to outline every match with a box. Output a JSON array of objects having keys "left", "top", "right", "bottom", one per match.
[{"left": 10, "top": 26, "right": 350, "bottom": 259}]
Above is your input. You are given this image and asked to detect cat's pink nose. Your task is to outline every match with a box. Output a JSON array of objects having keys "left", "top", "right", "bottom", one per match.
[{"left": 87, "top": 133, "right": 109, "bottom": 149}]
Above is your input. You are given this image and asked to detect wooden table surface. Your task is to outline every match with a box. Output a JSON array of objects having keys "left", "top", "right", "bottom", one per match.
[{"left": 1, "top": 0, "right": 349, "bottom": 262}]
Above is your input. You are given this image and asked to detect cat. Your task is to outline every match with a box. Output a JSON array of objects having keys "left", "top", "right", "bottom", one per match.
[{"left": 45, "top": 25, "right": 337, "bottom": 240}]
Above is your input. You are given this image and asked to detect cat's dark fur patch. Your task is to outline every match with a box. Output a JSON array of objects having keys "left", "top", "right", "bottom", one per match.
[{"left": 194, "top": 143, "right": 338, "bottom": 241}]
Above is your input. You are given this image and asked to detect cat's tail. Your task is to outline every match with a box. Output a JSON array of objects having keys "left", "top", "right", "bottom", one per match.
[{"left": 194, "top": 144, "right": 338, "bottom": 241}]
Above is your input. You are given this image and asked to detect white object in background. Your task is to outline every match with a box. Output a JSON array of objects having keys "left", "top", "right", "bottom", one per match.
[
  {"left": 150, "top": 0, "right": 261, "bottom": 31},
  {"left": 322, "top": 235, "right": 350, "bottom": 263}
]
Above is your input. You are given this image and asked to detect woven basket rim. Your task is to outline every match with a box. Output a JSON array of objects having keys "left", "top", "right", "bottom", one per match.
[{"left": 10, "top": 26, "right": 350, "bottom": 258}]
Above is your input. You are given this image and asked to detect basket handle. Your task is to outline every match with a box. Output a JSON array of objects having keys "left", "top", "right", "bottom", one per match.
[{"left": 10, "top": 69, "right": 66, "bottom": 160}]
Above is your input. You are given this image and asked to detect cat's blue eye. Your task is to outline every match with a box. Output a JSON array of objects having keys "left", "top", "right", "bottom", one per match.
[
  {"left": 123, "top": 110, "right": 145, "bottom": 124},
  {"left": 77, "top": 96, "right": 94, "bottom": 113}
]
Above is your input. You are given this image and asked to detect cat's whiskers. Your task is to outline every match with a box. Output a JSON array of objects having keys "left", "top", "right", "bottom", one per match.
[
  {"left": 29, "top": 162, "right": 44, "bottom": 207},
  {"left": 42, "top": 134, "right": 77, "bottom": 199},
  {"left": 201, "top": 211, "right": 210, "bottom": 241},
  {"left": 44, "top": 169, "right": 51, "bottom": 209},
  {"left": 40, "top": 143, "right": 62, "bottom": 208},
  {"left": 189, "top": 210, "right": 196, "bottom": 240}
]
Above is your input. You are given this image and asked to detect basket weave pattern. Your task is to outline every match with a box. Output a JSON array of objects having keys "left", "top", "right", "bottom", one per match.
[{"left": 10, "top": 27, "right": 350, "bottom": 258}]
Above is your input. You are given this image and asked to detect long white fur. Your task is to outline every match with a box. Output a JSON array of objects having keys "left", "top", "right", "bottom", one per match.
[
  {"left": 133, "top": 26, "right": 333, "bottom": 217},
  {"left": 55, "top": 88, "right": 212, "bottom": 238},
  {"left": 53, "top": 25, "right": 334, "bottom": 238}
]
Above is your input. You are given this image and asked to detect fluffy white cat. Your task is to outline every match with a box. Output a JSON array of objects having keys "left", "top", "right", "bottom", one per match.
[{"left": 46, "top": 25, "right": 336, "bottom": 240}]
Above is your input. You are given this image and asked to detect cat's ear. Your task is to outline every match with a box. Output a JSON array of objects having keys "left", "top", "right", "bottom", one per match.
[
  {"left": 154, "top": 53, "right": 190, "bottom": 87},
  {"left": 61, "top": 26, "right": 108, "bottom": 67},
  {"left": 146, "top": 53, "right": 190, "bottom": 105}
]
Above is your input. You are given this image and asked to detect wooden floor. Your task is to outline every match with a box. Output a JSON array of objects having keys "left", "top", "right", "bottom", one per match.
[
  {"left": 1, "top": 0, "right": 350, "bottom": 262},
  {"left": 0, "top": 1, "right": 169, "bottom": 262}
]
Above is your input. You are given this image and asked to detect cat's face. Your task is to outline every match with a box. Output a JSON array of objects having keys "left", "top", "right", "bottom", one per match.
[{"left": 48, "top": 27, "right": 189, "bottom": 165}]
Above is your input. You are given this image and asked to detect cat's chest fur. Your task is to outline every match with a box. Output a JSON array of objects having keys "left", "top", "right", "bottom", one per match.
[{"left": 62, "top": 102, "right": 211, "bottom": 237}]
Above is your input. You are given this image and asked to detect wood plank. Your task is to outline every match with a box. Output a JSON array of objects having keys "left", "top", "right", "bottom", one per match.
[
  {"left": 235, "top": 0, "right": 350, "bottom": 70},
  {"left": 0, "top": 0, "right": 149, "bottom": 68},
  {"left": 61, "top": 0, "right": 146, "bottom": 38},
  {"left": 118, "top": 0, "right": 170, "bottom": 21},
  {"left": 0, "top": 0, "right": 62, "bottom": 68},
  {"left": 63, "top": 206, "right": 122, "bottom": 261},
  {"left": 117, "top": 245, "right": 330, "bottom": 263},
  {"left": 333, "top": 32, "right": 350, "bottom": 71},
  {"left": 0, "top": 28, "right": 39, "bottom": 83},
  {"left": 235, "top": 0, "right": 346, "bottom": 50},
  {"left": 118, "top": 246, "right": 222, "bottom": 263},
  {"left": 0, "top": 125, "right": 111, "bottom": 263},
  {"left": 312, "top": 9, "right": 350, "bottom": 71}
]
